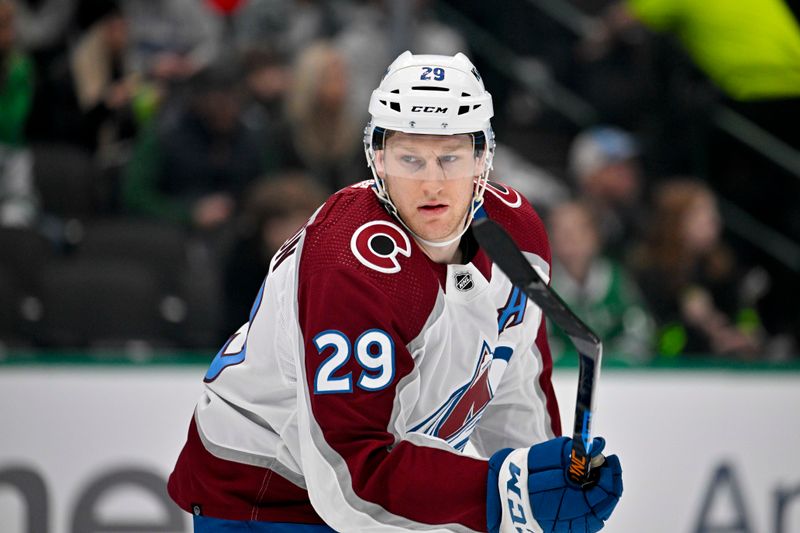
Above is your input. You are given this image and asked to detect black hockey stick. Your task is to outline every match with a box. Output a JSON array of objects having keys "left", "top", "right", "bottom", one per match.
[{"left": 472, "top": 217, "right": 603, "bottom": 486}]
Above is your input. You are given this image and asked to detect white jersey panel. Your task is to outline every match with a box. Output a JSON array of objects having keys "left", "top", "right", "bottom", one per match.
[{"left": 195, "top": 222, "right": 309, "bottom": 482}]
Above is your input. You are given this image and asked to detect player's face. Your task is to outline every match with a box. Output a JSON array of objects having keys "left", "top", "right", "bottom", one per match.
[{"left": 378, "top": 133, "right": 480, "bottom": 243}]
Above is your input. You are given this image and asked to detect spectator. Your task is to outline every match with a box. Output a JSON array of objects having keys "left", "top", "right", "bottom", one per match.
[
  {"left": 232, "top": 0, "right": 338, "bottom": 60},
  {"left": 122, "top": 0, "right": 223, "bottom": 83},
  {"left": 241, "top": 46, "right": 299, "bottom": 175},
  {"left": 14, "top": 0, "right": 80, "bottom": 144},
  {"left": 222, "top": 172, "right": 327, "bottom": 334},
  {"left": 69, "top": 1, "right": 140, "bottom": 154},
  {"left": 582, "top": 0, "right": 800, "bottom": 241},
  {"left": 567, "top": 125, "right": 645, "bottom": 259},
  {"left": 123, "top": 59, "right": 265, "bottom": 231},
  {"left": 631, "top": 179, "right": 766, "bottom": 359},
  {"left": 243, "top": 47, "right": 291, "bottom": 123},
  {"left": 0, "top": 0, "right": 33, "bottom": 148},
  {"left": 548, "top": 199, "right": 653, "bottom": 363},
  {"left": 0, "top": 0, "right": 37, "bottom": 227},
  {"left": 285, "top": 42, "right": 363, "bottom": 191}
]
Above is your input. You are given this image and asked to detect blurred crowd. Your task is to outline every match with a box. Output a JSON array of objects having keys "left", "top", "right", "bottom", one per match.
[{"left": 0, "top": 0, "right": 797, "bottom": 362}]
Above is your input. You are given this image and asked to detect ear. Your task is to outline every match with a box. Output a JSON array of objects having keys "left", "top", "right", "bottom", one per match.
[
  {"left": 374, "top": 150, "right": 386, "bottom": 178},
  {"left": 475, "top": 150, "right": 488, "bottom": 174}
]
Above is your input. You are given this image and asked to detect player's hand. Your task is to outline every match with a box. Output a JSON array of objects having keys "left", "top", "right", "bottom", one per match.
[{"left": 486, "top": 436, "right": 623, "bottom": 533}]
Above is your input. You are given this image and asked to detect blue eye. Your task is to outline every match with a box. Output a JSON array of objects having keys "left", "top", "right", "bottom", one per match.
[{"left": 439, "top": 155, "right": 458, "bottom": 164}]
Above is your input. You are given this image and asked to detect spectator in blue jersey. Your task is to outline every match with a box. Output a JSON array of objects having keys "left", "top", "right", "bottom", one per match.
[{"left": 169, "top": 51, "right": 622, "bottom": 533}]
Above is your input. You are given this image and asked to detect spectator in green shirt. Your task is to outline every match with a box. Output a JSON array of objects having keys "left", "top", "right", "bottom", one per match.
[
  {"left": 0, "top": 0, "right": 34, "bottom": 147},
  {"left": 547, "top": 199, "right": 654, "bottom": 363},
  {"left": 0, "top": 0, "right": 37, "bottom": 227}
]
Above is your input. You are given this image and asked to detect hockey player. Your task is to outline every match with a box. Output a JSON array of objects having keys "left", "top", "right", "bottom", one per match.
[{"left": 168, "top": 51, "right": 623, "bottom": 533}]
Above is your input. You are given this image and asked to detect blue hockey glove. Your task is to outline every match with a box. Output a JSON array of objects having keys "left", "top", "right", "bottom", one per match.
[{"left": 486, "top": 436, "right": 622, "bottom": 533}]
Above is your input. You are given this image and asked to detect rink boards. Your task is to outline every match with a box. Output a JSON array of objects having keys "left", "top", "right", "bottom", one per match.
[{"left": 0, "top": 362, "right": 798, "bottom": 533}]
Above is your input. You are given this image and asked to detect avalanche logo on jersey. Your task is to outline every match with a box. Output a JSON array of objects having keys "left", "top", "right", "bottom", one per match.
[
  {"left": 350, "top": 220, "right": 411, "bottom": 274},
  {"left": 410, "top": 341, "right": 511, "bottom": 451}
]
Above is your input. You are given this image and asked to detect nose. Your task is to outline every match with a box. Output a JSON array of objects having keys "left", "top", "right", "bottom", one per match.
[
  {"left": 420, "top": 179, "right": 444, "bottom": 197},
  {"left": 420, "top": 156, "right": 448, "bottom": 183},
  {"left": 419, "top": 166, "right": 445, "bottom": 195}
]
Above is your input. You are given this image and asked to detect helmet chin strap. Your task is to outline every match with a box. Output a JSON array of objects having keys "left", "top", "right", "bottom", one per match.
[{"left": 408, "top": 214, "right": 470, "bottom": 249}]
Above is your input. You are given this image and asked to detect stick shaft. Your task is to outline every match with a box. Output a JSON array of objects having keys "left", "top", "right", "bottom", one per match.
[{"left": 472, "top": 218, "right": 603, "bottom": 484}]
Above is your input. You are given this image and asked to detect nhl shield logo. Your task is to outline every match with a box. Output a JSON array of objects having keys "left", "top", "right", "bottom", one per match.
[{"left": 454, "top": 271, "right": 474, "bottom": 292}]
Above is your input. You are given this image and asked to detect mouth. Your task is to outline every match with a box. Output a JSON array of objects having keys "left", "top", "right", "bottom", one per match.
[{"left": 418, "top": 203, "right": 449, "bottom": 216}]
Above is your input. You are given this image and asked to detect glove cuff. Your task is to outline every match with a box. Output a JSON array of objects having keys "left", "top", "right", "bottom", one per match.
[{"left": 487, "top": 447, "right": 543, "bottom": 533}]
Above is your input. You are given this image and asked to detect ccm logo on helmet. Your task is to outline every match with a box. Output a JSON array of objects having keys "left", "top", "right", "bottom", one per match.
[
  {"left": 411, "top": 106, "right": 448, "bottom": 113},
  {"left": 350, "top": 221, "right": 411, "bottom": 274}
]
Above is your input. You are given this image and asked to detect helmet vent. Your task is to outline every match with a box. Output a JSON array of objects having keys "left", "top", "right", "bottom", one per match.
[
  {"left": 461, "top": 92, "right": 471, "bottom": 97},
  {"left": 390, "top": 89, "right": 400, "bottom": 94},
  {"left": 473, "top": 104, "right": 482, "bottom": 110},
  {"left": 458, "top": 105, "right": 470, "bottom": 115},
  {"left": 412, "top": 86, "right": 449, "bottom": 92},
  {"left": 390, "top": 102, "right": 401, "bottom": 112}
]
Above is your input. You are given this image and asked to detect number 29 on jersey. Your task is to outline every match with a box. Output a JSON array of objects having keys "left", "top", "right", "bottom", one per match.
[{"left": 313, "top": 329, "right": 395, "bottom": 394}]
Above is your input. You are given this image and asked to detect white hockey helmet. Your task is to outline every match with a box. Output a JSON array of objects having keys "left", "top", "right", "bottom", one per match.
[{"left": 364, "top": 51, "right": 496, "bottom": 247}]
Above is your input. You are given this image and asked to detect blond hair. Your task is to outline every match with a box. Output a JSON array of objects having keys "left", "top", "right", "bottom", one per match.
[{"left": 286, "top": 42, "right": 361, "bottom": 165}]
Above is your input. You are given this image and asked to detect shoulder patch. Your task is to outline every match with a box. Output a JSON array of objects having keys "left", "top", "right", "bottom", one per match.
[
  {"left": 485, "top": 181, "right": 522, "bottom": 208},
  {"left": 350, "top": 220, "right": 411, "bottom": 274}
]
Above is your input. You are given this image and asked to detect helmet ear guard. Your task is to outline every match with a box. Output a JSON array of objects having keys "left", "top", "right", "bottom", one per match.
[{"left": 363, "top": 51, "right": 496, "bottom": 248}]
